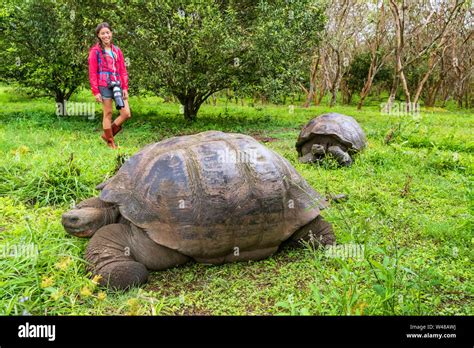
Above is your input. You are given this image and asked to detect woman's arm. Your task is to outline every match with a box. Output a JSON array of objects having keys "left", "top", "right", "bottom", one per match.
[
  {"left": 88, "top": 49, "right": 100, "bottom": 96},
  {"left": 117, "top": 48, "right": 129, "bottom": 92}
]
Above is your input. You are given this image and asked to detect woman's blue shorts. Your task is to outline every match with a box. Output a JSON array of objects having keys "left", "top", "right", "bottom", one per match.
[{"left": 99, "top": 86, "right": 113, "bottom": 99}]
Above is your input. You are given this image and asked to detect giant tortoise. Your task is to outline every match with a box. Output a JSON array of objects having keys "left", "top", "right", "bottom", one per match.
[
  {"left": 296, "top": 113, "right": 367, "bottom": 166},
  {"left": 62, "top": 131, "right": 335, "bottom": 289}
]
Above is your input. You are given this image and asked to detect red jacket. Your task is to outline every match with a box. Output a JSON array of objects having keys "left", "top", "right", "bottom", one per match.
[{"left": 88, "top": 43, "right": 129, "bottom": 95}]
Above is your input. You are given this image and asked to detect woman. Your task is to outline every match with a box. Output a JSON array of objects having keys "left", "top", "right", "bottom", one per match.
[{"left": 88, "top": 22, "right": 131, "bottom": 149}]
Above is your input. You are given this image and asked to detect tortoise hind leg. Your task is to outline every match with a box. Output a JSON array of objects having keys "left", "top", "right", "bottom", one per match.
[
  {"left": 286, "top": 215, "right": 335, "bottom": 248},
  {"left": 85, "top": 224, "right": 189, "bottom": 290}
]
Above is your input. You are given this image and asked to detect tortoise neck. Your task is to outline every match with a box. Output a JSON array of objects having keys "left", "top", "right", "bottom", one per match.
[{"left": 103, "top": 206, "right": 120, "bottom": 225}]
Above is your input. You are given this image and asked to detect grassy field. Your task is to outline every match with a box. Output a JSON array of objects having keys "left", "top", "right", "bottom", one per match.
[{"left": 0, "top": 85, "right": 472, "bottom": 315}]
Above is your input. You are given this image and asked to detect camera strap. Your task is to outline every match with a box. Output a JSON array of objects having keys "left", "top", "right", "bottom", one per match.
[{"left": 96, "top": 45, "right": 119, "bottom": 86}]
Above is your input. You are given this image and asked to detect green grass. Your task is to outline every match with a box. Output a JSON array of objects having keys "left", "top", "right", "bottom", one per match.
[{"left": 0, "top": 85, "right": 472, "bottom": 315}]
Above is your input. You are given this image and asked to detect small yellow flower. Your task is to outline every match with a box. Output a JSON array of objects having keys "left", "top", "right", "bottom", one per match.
[
  {"left": 97, "top": 291, "right": 107, "bottom": 301},
  {"left": 127, "top": 298, "right": 140, "bottom": 315},
  {"left": 55, "top": 257, "right": 72, "bottom": 271},
  {"left": 11, "top": 145, "right": 30, "bottom": 155},
  {"left": 91, "top": 274, "right": 103, "bottom": 285},
  {"left": 352, "top": 301, "right": 368, "bottom": 315},
  {"left": 80, "top": 286, "right": 93, "bottom": 297},
  {"left": 51, "top": 289, "right": 64, "bottom": 301},
  {"left": 127, "top": 298, "right": 139, "bottom": 306},
  {"left": 40, "top": 276, "right": 54, "bottom": 288}
]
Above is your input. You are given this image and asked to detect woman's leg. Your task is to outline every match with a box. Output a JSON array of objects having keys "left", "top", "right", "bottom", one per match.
[
  {"left": 101, "top": 98, "right": 117, "bottom": 149},
  {"left": 102, "top": 98, "right": 113, "bottom": 129},
  {"left": 113, "top": 99, "right": 131, "bottom": 128}
]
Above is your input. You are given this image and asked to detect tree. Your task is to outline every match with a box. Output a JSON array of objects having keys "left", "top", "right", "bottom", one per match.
[
  {"left": 356, "top": 2, "right": 393, "bottom": 109},
  {"left": 386, "top": 0, "right": 465, "bottom": 110},
  {"left": 119, "top": 0, "right": 324, "bottom": 120},
  {"left": 320, "top": 0, "right": 355, "bottom": 107},
  {"left": 344, "top": 51, "right": 391, "bottom": 105},
  {"left": 1, "top": 0, "right": 93, "bottom": 104}
]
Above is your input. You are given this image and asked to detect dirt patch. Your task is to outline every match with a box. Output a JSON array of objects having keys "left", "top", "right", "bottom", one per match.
[
  {"left": 249, "top": 132, "right": 280, "bottom": 143},
  {"left": 258, "top": 136, "right": 280, "bottom": 143}
]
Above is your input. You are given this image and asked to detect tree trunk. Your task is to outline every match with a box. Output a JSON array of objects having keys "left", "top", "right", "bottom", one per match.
[
  {"left": 304, "top": 55, "right": 320, "bottom": 108},
  {"left": 390, "top": 0, "right": 411, "bottom": 112},
  {"left": 357, "top": 56, "right": 377, "bottom": 110},
  {"left": 184, "top": 101, "right": 199, "bottom": 121},
  {"left": 358, "top": 82, "right": 371, "bottom": 110},
  {"left": 340, "top": 79, "right": 352, "bottom": 105},
  {"left": 441, "top": 84, "right": 450, "bottom": 107},
  {"left": 316, "top": 84, "right": 326, "bottom": 105},
  {"left": 330, "top": 62, "right": 340, "bottom": 107},
  {"left": 466, "top": 87, "right": 471, "bottom": 108},
  {"left": 303, "top": 81, "right": 314, "bottom": 108},
  {"left": 413, "top": 71, "right": 433, "bottom": 106},
  {"left": 54, "top": 87, "right": 77, "bottom": 105},
  {"left": 413, "top": 52, "right": 441, "bottom": 106},
  {"left": 55, "top": 93, "right": 65, "bottom": 105},
  {"left": 385, "top": 73, "right": 399, "bottom": 112},
  {"left": 357, "top": 83, "right": 371, "bottom": 110},
  {"left": 425, "top": 79, "right": 442, "bottom": 107},
  {"left": 359, "top": 2, "right": 386, "bottom": 110},
  {"left": 397, "top": 57, "right": 411, "bottom": 111},
  {"left": 178, "top": 91, "right": 202, "bottom": 122},
  {"left": 55, "top": 91, "right": 67, "bottom": 116}
]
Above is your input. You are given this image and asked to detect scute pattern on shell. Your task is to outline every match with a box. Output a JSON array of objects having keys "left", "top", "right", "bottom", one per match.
[
  {"left": 296, "top": 113, "right": 367, "bottom": 154},
  {"left": 98, "top": 131, "right": 326, "bottom": 259}
]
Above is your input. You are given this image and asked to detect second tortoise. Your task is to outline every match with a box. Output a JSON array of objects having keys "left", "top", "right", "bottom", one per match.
[{"left": 296, "top": 113, "right": 367, "bottom": 166}]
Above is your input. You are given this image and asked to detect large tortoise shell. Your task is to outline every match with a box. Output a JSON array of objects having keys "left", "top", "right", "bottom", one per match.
[{"left": 98, "top": 131, "right": 326, "bottom": 259}]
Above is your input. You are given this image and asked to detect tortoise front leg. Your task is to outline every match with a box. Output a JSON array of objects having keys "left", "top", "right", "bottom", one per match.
[
  {"left": 85, "top": 223, "right": 190, "bottom": 290},
  {"left": 85, "top": 223, "right": 148, "bottom": 289},
  {"left": 298, "top": 152, "right": 316, "bottom": 163},
  {"left": 327, "top": 145, "right": 352, "bottom": 166}
]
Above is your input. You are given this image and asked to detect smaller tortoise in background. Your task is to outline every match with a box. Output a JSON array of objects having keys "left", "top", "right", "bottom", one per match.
[{"left": 296, "top": 113, "right": 367, "bottom": 166}]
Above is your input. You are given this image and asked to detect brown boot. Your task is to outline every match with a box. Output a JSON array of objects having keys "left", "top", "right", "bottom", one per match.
[
  {"left": 101, "top": 128, "right": 117, "bottom": 149},
  {"left": 111, "top": 122, "right": 122, "bottom": 136}
]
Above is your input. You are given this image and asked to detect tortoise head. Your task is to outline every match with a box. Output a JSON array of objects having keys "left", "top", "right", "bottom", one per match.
[
  {"left": 61, "top": 197, "right": 119, "bottom": 238},
  {"left": 311, "top": 143, "right": 326, "bottom": 156}
]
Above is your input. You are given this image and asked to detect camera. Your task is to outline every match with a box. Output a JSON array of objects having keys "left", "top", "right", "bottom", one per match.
[{"left": 108, "top": 80, "right": 125, "bottom": 110}]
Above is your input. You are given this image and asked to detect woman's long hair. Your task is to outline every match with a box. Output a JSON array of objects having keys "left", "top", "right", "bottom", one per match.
[{"left": 95, "top": 22, "right": 113, "bottom": 50}]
